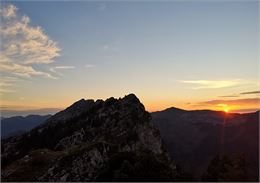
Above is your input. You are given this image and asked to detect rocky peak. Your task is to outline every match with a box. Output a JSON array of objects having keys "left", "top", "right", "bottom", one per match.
[
  {"left": 68, "top": 99, "right": 92, "bottom": 109},
  {"left": 1, "top": 94, "right": 179, "bottom": 182},
  {"left": 121, "top": 93, "right": 140, "bottom": 103}
]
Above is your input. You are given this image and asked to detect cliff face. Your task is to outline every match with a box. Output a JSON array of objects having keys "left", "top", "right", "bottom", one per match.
[{"left": 1, "top": 94, "right": 179, "bottom": 182}]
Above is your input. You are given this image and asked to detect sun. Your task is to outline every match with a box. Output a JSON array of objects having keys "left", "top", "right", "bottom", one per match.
[{"left": 224, "top": 108, "right": 229, "bottom": 113}]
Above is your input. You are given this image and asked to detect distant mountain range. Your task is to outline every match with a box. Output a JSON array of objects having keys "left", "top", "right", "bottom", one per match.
[
  {"left": 152, "top": 107, "right": 259, "bottom": 181},
  {"left": 1, "top": 115, "right": 51, "bottom": 138},
  {"left": 1, "top": 108, "right": 60, "bottom": 118},
  {"left": 1, "top": 95, "right": 259, "bottom": 182}
]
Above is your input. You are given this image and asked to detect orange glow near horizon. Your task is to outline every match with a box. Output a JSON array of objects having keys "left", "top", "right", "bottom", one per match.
[
  {"left": 144, "top": 100, "right": 259, "bottom": 114},
  {"left": 1, "top": 96, "right": 259, "bottom": 114}
]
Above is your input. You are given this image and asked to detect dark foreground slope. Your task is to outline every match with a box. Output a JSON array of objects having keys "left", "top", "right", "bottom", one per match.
[
  {"left": 1, "top": 94, "right": 184, "bottom": 182},
  {"left": 1, "top": 115, "right": 51, "bottom": 138},
  {"left": 152, "top": 108, "right": 259, "bottom": 181}
]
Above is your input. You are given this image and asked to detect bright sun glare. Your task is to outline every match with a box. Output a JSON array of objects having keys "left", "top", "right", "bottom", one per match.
[{"left": 224, "top": 108, "right": 229, "bottom": 113}]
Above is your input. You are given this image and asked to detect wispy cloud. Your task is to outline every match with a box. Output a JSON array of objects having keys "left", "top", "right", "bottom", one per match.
[
  {"left": 84, "top": 64, "right": 95, "bottom": 68},
  {"left": 218, "top": 95, "right": 239, "bottom": 98},
  {"left": 179, "top": 79, "right": 241, "bottom": 89},
  {"left": 199, "top": 98, "right": 260, "bottom": 106},
  {"left": 240, "top": 90, "right": 260, "bottom": 95},
  {"left": 217, "top": 90, "right": 260, "bottom": 98},
  {"left": 0, "top": 61, "right": 56, "bottom": 79},
  {"left": 0, "top": 4, "right": 60, "bottom": 79},
  {"left": 0, "top": 76, "right": 20, "bottom": 94},
  {"left": 50, "top": 65, "right": 75, "bottom": 76},
  {"left": 0, "top": 76, "right": 18, "bottom": 86},
  {"left": 54, "top": 66, "right": 75, "bottom": 69},
  {"left": 0, "top": 88, "right": 16, "bottom": 94},
  {"left": 2, "top": 4, "right": 17, "bottom": 18}
]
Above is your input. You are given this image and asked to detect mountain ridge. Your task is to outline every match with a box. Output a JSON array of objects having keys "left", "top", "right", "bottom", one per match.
[{"left": 1, "top": 94, "right": 184, "bottom": 182}]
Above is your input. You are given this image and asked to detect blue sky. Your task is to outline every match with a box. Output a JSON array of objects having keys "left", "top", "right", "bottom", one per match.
[{"left": 1, "top": 1, "right": 259, "bottom": 114}]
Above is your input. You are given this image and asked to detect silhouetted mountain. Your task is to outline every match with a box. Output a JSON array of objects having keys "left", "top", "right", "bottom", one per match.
[
  {"left": 152, "top": 107, "right": 259, "bottom": 181},
  {"left": 1, "top": 115, "right": 51, "bottom": 138},
  {"left": 1, "top": 94, "right": 185, "bottom": 182}
]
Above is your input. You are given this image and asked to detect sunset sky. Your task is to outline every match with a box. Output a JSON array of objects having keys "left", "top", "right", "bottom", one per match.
[{"left": 0, "top": 1, "right": 259, "bottom": 116}]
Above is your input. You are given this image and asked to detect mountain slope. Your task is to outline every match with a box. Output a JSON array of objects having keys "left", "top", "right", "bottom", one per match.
[
  {"left": 152, "top": 108, "right": 259, "bottom": 181},
  {"left": 1, "top": 115, "right": 51, "bottom": 138},
  {"left": 1, "top": 94, "right": 183, "bottom": 182}
]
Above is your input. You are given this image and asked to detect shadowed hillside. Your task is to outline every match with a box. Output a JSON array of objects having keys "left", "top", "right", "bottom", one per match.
[{"left": 152, "top": 108, "right": 259, "bottom": 181}]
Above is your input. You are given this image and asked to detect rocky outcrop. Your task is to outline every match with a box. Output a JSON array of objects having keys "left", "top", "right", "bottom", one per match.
[
  {"left": 54, "top": 128, "right": 86, "bottom": 150},
  {"left": 1, "top": 94, "right": 180, "bottom": 182}
]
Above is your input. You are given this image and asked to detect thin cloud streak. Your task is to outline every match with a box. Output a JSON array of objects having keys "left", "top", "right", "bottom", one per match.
[
  {"left": 199, "top": 98, "right": 260, "bottom": 105},
  {"left": 179, "top": 79, "right": 241, "bottom": 89},
  {"left": 0, "top": 76, "right": 19, "bottom": 94},
  {"left": 84, "top": 64, "right": 95, "bottom": 68},
  {"left": 0, "top": 88, "right": 16, "bottom": 94},
  {"left": 218, "top": 95, "right": 239, "bottom": 98},
  {"left": 55, "top": 66, "right": 75, "bottom": 69},
  {"left": 240, "top": 90, "right": 260, "bottom": 95},
  {"left": 218, "top": 90, "right": 260, "bottom": 98},
  {"left": 49, "top": 65, "right": 75, "bottom": 76},
  {"left": 0, "top": 62, "right": 56, "bottom": 79}
]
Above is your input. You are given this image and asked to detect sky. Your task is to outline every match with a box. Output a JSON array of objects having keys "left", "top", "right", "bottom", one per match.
[{"left": 0, "top": 1, "right": 259, "bottom": 116}]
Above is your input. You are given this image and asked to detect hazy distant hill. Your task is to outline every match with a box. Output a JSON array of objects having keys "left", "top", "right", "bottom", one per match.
[
  {"left": 1, "top": 108, "right": 60, "bottom": 118},
  {"left": 1, "top": 115, "right": 51, "bottom": 138},
  {"left": 152, "top": 108, "right": 259, "bottom": 181},
  {"left": 1, "top": 94, "right": 185, "bottom": 182}
]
